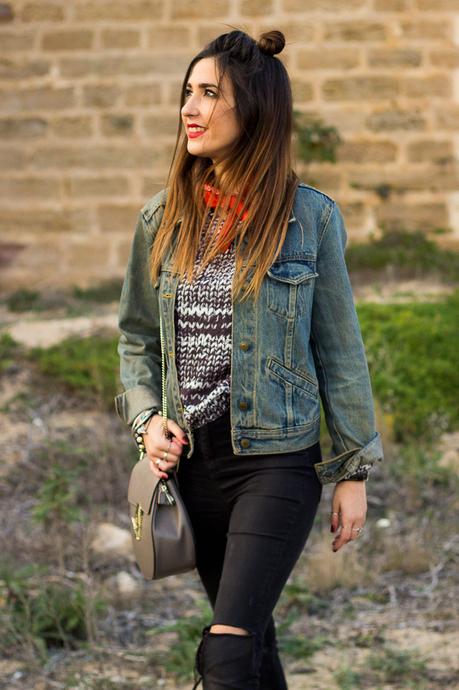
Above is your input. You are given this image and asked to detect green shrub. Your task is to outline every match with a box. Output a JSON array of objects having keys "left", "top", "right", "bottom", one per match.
[
  {"left": 347, "top": 229, "right": 459, "bottom": 282},
  {"left": 0, "top": 332, "right": 19, "bottom": 373},
  {"left": 358, "top": 287, "right": 459, "bottom": 442}
]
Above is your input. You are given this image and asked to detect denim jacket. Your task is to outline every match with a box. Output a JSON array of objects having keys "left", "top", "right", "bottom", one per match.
[{"left": 114, "top": 182, "right": 384, "bottom": 484}]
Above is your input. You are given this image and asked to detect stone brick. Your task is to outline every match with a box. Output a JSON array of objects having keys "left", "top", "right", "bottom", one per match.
[
  {"left": 406, "top": 139, "right": 454, "bottom": 164},
  {"left": 0, "top": 87, "right": 75, "bottom": 114},
  {"left": 297, "top": 48, "right": 360, "bottom": 70},
  {"left": 66, "top": 240, "right": 111, "bottom": 269},
  {"left": 434, "top": 105, "right": 459, "bottom": 129},
  {"left": 146, "top": 26, "right": 191, "bottom": 49},
  {"left": 0, "top": 177, "right": 60, "bottom": 199},
  {"left": 41, "top": 30, "right": 94, "bottom": 51},
  {"left": 256, "top": 20, "right": 316, "bottom": 43},
  {"left": 59, "top": 54, "right": 190, "bottom": 79},
  {"left": 82, "top": 84, "right": 123, "bottom": 109},
  {"left": 123, "top": 82, "right": 162, "bottom": 107},
  {"left": 337, "top": 140, "right": 398, "bottom": 163},
  {"left": 367, "top": 48, "right": 423, "bottom": 68},
  {"left": 143, "top": 113, "right": 181, "bottom": 136},
  {"left": 165, "top": 80, "right": 184, "bottom": 106},
  {"left": 100, "top": 113, "right": 136, "bottom": 137},
  {"left": 283, "top": 0, "right": 366, "bottom": 9},
  {"left": 0, "top": 147, "right": 27, "bottom": 170},
  {"left": 0, "top": 209, "right": 74, "bottom": 235},
  {"left": 67, "top": 176, "right": 131, "bottom": 198},
  {"left": 101, "top": 29, "right": 141, "bottom": 49},
  {"left": 50, "top": 115, "right": 93, "bottom": 138},
  {"left": 97, "top": 204, "right": 140, "bottom": 233},
  {"left": 240, "top": 0, "right": 275, "bottom": 16},
  {"left": 399, "top": 20, "right": 451, "bottom": 40},
  {"left": 19, "top": 2, "right": 65, "bottom": 22},
  {"left": 366, "top": 109, "right": 426, "bottom": 131},
  {"left": 349, "top": 166, "right": 459, "bottom": 193},
  {"left": 376, "top": 202, "right": 448, "bottom": 233},
  {"left": 0, "top": 117, "right": 47, "bottom": 138},
  {"left": 324, "top": 22, "right": 387, "bottom": 42},
  {"left": 28, "top": 145, "right": 161, "bottom": 170},
  {"left": 0, "top": 57, "right": 50, "bottom": 80},
  {"left": 171, "top": 0, "right": 229, "bottom": 19},
  {"left": 429, "top": 49, "right": 459, "bottom": 68},
  {"left": 141, "top": 178, "right": 167, "bottom": 199},
  {"left": 374, "top": 0, "right": 410, "bottom": 9},
  {"left": 322, "top": 77, "right": 399, "bottom": 101},
  {"left": 291, "top": 79, "right": 314, "bottom": 102},
  {"left": 74, "top": 1, "right": 163, "bottom": 21},
  {"left": 401, "top": 75, "right": 451, "bottom": 98},
  {"left": 0, "top": 31, "right": 35, "bottom": 50},
  {"left": 416, "top": 0, "right": 459, "bottom": 9},
  {"left": 294, "top": 166, "right": 342, "bottom": 193}
]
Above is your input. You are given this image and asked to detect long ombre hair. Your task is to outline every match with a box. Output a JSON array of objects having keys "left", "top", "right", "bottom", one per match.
[{"left": 149, "top": 28, "right": 300, "bottom": 303}]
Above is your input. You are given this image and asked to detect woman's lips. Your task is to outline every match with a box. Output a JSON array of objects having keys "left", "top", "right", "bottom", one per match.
[{"left": 187, "top": 127, "right": 206, "bottom": 139}]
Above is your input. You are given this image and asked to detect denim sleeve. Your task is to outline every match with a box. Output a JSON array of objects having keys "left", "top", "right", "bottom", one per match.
[
  {"left": 310, "top": 200, "right": 384, "bottom": 484},
  {"left": 114, "top": 211, "right": 162, "bottom": 426}
]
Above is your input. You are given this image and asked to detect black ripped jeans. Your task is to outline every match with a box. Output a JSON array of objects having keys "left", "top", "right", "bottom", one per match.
[{"left": 177, "top": 408, "right": 323, "bottom": 689}]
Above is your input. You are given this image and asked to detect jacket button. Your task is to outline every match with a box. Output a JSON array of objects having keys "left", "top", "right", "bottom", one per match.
[
  {"left": 239, "top": 342, "right": 250, "bottom": 351},
  {"left": 238, "top": 401, "right": 248, "bottom": 410},
  {"left": 241, "top": 438, "right": 251, "bottom": 448}
]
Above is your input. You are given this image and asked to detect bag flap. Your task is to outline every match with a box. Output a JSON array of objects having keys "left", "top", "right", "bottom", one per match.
[{"left": 127, "top": 455, "right": 160, "bottom": 515}]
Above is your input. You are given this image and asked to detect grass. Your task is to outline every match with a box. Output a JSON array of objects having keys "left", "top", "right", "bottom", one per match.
[
  {"left": 3, "top": 279, "right": 123, "bottom": 314},
  {"left": 0, "top": 332, "right": 19, "bottom": 373},
  {"left": 27, "top": 333, "right": 119, "bottom": 411}
]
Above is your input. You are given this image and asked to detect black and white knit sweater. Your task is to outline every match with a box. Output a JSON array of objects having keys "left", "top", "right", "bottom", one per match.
[{"left": 174, "top": 210, "right": 238, "bottom": 430}]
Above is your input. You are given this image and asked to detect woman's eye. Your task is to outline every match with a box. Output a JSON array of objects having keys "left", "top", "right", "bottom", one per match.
[{"left": 184, "top": 89, "right": 217, "bottom": 98}]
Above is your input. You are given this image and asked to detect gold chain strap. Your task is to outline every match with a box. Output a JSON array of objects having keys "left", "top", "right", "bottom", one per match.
[{"left": 159, "top": 310, "right": 171, "bottom": 440}]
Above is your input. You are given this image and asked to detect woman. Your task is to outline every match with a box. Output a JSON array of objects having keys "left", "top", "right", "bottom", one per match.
[{"left": 115, "top": 29, "right": 383, "bottom": 690}]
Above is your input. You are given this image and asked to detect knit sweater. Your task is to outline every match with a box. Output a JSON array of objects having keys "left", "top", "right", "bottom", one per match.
[{"left": 174, "top": 210, "right": 237, "bottom": 430}]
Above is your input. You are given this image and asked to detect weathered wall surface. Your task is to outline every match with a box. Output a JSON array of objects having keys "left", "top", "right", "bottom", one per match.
[{"left": 1, "top": 0, "right": 459, "bottom": 292}]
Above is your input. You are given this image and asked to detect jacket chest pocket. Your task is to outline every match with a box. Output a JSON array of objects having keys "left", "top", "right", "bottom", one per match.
[{"left": 266, "top": 259, "right": 318, "bottom": 318}]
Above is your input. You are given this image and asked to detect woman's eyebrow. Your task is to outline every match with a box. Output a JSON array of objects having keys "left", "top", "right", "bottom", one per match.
[{"left": 186, "top": 82, "right": 219, "bottom": 89}]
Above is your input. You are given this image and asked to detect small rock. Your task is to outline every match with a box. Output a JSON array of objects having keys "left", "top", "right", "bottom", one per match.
[{"left": 91, "top": 522, "right": 134, "bottom": 560}]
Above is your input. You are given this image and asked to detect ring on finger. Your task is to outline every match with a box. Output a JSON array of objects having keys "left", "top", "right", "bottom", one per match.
[
  {"left": 351, "top": 526, "right": 364, "bottom": 535},
  {"left": 155, "top": 458, "right": 162, "bottom": 466},
  {"left": 163, "top": 450, "right": 168, "bottom": 460}
]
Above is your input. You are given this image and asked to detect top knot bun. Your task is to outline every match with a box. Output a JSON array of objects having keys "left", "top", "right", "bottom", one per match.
[{"left": 257, "top": 30, "right": 285, "bottom": 57}]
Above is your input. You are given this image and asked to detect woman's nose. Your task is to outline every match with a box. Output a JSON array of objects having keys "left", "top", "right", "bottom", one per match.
[{"left": 182, "top": 96, "right": 199, "bottom": 116}]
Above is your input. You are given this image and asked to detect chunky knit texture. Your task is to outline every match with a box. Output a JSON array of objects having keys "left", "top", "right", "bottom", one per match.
[{"left": 174, "top": 210, "right": 238, "bottom": 430}]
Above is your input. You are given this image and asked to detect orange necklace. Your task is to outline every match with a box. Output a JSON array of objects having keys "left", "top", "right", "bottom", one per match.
[{"left": 203, "top": 183, "right": 249, "bottom": 252}]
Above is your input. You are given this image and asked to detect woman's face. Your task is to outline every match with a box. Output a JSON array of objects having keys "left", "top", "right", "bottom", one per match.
[{"left": 181, "top": 57, "right": 241, "bottom": 170}]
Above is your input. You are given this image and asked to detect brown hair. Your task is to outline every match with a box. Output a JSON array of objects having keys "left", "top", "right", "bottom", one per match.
[{"left": 149, "top": 28, "right": 300, "bottom": 302}]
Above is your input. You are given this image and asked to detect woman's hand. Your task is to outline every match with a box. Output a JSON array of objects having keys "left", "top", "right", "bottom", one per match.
[
  {"left": 330, "top": 480, "right": 367, "bottom": 552},
  {"left": 142, "top": 414, "right": 189, "bottom": 479}
]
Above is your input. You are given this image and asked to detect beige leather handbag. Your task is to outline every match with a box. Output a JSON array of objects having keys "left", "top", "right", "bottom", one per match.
[{"left": 127, "top": 310, "right": 196, "bottom": 580}]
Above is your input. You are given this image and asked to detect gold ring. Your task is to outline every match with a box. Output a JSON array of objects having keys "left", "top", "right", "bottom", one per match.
[
  {"left": 155, "top": 458, "right": 161, "bottom": 466},
  {"left": 163, "top": 450, "right": 168, "bottom": 460}
]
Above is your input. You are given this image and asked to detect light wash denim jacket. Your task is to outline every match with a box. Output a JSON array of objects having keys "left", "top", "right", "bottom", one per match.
[{"left": 115, "top": 182, "right": 384, "bottom": 484}]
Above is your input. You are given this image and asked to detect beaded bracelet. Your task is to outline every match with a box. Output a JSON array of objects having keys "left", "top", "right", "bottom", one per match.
[{"left": 132, "top": 407, "right": 161, "bottom": 454}]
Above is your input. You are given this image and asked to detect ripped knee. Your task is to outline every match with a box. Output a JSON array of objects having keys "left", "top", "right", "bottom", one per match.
[{"left": 209, "top": 624, "right": 250, "bottom": 635}]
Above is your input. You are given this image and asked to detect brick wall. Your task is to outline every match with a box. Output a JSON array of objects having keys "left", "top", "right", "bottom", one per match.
[{"left": 1, "top": 0, "right": 459, "bottom": 293}]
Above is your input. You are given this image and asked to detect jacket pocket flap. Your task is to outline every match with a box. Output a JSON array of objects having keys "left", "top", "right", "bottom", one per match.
[{"left": 267, "top": 260, "right": 318, "bottom": 285}]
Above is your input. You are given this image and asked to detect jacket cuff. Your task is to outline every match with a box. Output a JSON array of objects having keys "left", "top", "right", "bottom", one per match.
[
  {"left": 313, "top": 431, "right": 384, "bottom": 485},
  {"left": 114, "top": 385, "right": 161, "bottom": 426}
]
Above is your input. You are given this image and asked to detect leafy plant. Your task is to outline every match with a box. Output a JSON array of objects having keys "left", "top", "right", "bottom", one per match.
[
  {"left": 0, "top": 563, "right": 106, "bottom": 663},
  {"left": 293, "top": 111, "right": 342, "bottom": 164}
]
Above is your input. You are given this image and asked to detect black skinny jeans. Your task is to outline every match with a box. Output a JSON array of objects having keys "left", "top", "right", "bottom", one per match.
[{"left": 176, "top": 408, "right": 323, "bottom": 688}]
